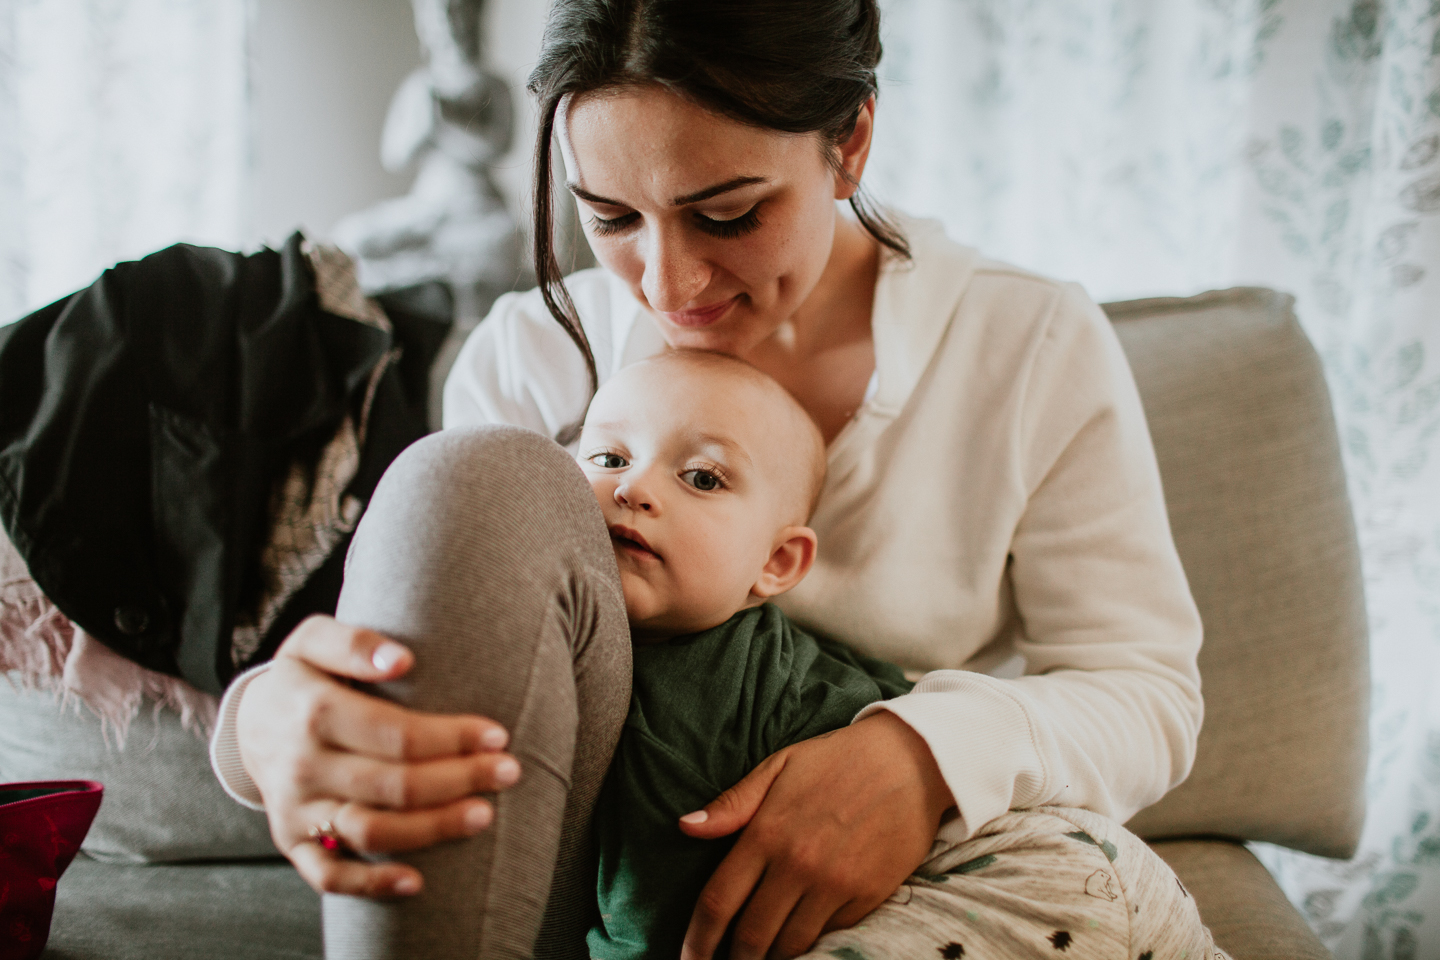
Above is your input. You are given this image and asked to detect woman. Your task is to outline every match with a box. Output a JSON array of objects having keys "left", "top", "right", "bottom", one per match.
[{"left": 212, "top": 1, "right": 1204, "bottom": 957}]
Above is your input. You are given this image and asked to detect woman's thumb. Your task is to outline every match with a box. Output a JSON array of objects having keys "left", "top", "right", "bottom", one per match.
[{"left": 677, "top": 752, "right": 787, "bottom": 838}]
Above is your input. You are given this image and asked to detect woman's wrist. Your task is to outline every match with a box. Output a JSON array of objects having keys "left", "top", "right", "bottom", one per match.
[{"left": 858, "top": 710, "right": 956, "bottom": 823}]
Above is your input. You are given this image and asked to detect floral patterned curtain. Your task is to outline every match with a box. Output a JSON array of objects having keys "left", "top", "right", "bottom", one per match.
[
  {"left": 0, "top": 0, "right": 250, "bottom": 323},
  {"left": 868, "top": 0, "right": 1439, "bottom": 954}
]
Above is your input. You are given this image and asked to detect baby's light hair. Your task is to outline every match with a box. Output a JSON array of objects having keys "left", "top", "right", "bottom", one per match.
[{"left": 639, "top": 349, "right": 827, "bottom": 521}]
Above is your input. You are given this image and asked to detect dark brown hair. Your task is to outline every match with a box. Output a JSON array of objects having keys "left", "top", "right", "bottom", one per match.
[{"left": 527, "top": 0, "right": 908, "bottom": 436}]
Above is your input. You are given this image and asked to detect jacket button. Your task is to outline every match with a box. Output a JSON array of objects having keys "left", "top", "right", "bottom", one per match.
[{"left": 114, "top": 604, "right": 150, "bottom": 636}]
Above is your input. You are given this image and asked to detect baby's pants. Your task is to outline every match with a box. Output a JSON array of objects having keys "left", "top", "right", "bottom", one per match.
[
  {"left": 323, "top": 426, "right": 1225, "bottom": 960},
  {"left": 802, "top": 806, "right": 1231, "bottom": 960}
]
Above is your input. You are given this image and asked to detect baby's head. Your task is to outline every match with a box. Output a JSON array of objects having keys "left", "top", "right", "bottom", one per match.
[{"left": 577, "top": 350, "right": 826, "bottom": 641}]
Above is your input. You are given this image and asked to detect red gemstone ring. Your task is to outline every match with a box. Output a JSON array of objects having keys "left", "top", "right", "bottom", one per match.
[{"left": 309, "top": 820, "right": 346, "bottom": 853}]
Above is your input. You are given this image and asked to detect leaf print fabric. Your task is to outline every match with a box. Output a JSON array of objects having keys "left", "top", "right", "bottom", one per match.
[{"left": 870, "top": 0, "right": 1440, "bottom": 955}]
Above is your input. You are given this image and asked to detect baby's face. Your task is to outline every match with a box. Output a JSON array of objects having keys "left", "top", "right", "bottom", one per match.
[{"left": 577, "top": 357, "right": 818, "bottom": 640}]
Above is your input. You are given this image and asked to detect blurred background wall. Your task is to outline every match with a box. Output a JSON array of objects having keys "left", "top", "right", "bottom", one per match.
[
  {"left": 249, "top": 0, "right": 422, "bottom": 249},
  {"left": 0, "top": 0, "right": 555, "bottom": 320}
]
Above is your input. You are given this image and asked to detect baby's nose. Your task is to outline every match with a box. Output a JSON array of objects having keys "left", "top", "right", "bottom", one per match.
[{"left": 614, "top": 484, "right": 654, "bottom": 511}]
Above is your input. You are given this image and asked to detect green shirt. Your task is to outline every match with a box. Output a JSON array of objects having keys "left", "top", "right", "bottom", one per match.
[{"left": 588, "top": 604, "right": 914, "bottom": 960}]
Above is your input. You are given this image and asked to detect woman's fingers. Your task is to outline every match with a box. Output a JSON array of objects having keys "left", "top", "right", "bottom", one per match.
[
  {"left": 680, "top": 841, "right": 768, "bottom": 960},
  {"left": 276, "top": 614, "right": 415, "bottom": 682},
  {"left": 823, "top": 898, "right": 880, "bottom": 938},
  {"left": 768, "top": 893, "right": 863, "bottom": 960},
  {"left": 679, "top": 834, "right": 771, "bottom": 960},
  {"left": 727, "top": 871, "right": 803, "bottom": 960},
  {"left": 287, "top": 833, "right": 424, "bottom": 898},
  {"left": 311, "top": 680, "right": 510, "bottom": 761},
  {"left": 307, "top": 748, "right": 520, "bottom": 810},
  {"left": 679, "top": 749, "right": 788, "bottom": 839},
  {"left": 275, "top": 617, "right": 510, "bottom": 759},
  {"left": 286, "top": 795, "right": 497, "bottom": 896},
  {"left": 330, "top": 797, "right": 496, "bottom": 853}
]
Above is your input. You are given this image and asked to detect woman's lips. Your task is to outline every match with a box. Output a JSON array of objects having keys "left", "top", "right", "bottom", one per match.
[
  {"left": 610, "top": 524, "right": 660, "bottom": 561},
  {"left": 661, "top": 295, "right": 740, "bottom": 328}
]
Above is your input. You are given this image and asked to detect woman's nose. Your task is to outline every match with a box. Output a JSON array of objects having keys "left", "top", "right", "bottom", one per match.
[{"left": 641, "top": 225, "right": 712, "bottom": 313}]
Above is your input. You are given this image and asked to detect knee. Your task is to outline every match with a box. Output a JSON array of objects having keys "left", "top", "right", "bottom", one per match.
[
  {"left": 373, "top": 425, "right": 590, "bottom": 520},
  {"left": 351, "top": 425, "right": 606, "bottom": 582}
]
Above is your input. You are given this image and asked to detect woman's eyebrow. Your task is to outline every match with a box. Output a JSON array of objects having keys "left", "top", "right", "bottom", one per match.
[
  {"left": 566, "top": 176, "right": 770, "bottom": 208},
  {"left": 669, "top": 176, "right": 769, "bottom": 206}
]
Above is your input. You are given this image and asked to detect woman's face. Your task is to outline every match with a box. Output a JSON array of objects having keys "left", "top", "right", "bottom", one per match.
[{"left": 558, "top": 85, "right": 870, "bottom": 356}]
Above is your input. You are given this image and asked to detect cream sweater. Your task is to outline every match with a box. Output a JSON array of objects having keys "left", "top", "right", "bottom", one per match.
[{"left": 213, "top": 218, "right": 1202, "bottom": 837}]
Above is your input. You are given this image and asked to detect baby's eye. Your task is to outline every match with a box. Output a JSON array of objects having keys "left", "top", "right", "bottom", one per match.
[
  {"left": 681, "top": 469, "right": 723, "bottom": 491},
  {"left": 589, "top": 453, "right": 628, "bottom": 469}
]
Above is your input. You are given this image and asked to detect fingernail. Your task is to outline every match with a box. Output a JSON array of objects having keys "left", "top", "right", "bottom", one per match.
[
  {"left": 393, "top": 875, "right": 421, "bottom": 895},
  {"left": 493, "top": 758, "right": 521, "bottom": 787},
  {"left": 372, "top": 643, "right": 405, "bottom": 672},
  {"left": 481, "top": 726, "right": 509, "bottom": 750},
  {"left": 465, "top": 802, "right": 493, "bottom": 833},
  {"left": 679, "top": 810, "right": 708, "bottom": 825}
]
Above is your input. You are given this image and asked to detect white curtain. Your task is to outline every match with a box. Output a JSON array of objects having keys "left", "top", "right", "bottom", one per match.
[
  {"left": 0, "top": 0, "right": 250, "bottom": 323},
  {"left": 868, "top": 0, "right": 1440, "bottom": 954}
]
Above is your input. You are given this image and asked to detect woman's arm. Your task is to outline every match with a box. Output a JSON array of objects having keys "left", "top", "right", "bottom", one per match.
[{"left": 853, "top": 281, "right": 1203, "bottom": 832}]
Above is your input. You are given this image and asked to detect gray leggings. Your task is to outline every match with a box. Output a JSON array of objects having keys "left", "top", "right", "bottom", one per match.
[{"left": 324, "top": 425, "right": 631, "bottom": 960}]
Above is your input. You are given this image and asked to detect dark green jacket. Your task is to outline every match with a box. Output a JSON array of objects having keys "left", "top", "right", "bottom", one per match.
[{"left": 589, "top": 604, "right": 913, "bottom": 960}]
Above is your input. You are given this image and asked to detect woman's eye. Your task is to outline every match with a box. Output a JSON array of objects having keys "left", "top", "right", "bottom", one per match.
[
  {"left": 589, "top": 453, "right": 628, "bottom": 469},
  {"left": 681, "top": 469, "right": 722, "bottom": 491},
  {"left": 588, "top": 212, "right": 640, "bottom": 236},
  {"left": 695, "top": 206, "right": 761, "bottom": 239}
]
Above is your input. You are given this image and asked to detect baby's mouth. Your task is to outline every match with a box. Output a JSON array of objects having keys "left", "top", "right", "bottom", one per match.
[{"left": 609, "top": 524, "right": 661, "bottom": 561}]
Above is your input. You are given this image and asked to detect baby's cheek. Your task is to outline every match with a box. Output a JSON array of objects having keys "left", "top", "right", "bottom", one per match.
[
  {"left": 617, "top": 567, "right": 668, "bottom": 627},
  {"left": 583, "top": 475, "right": 611, "bottom": 509}
]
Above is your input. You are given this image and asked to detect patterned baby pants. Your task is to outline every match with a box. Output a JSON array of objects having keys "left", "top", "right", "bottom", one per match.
[{"left": 801, "top": 806, "right": 1232, "bottom": 960}]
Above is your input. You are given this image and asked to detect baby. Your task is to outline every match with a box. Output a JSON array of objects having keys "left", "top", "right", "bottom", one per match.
[
  {"left": 575, "top": 350, "right": 912, "bottom": 959},
  {"left": 574, "top": 351, "right": 1226, "bottom": 960}
]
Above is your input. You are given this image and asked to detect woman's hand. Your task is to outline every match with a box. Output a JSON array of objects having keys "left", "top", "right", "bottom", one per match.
[
  {"left": 678, "top": 712, "right": 954, "bottom": 960},
  {"left": 236, "top": 615, "right": 520, "bottom": 898}
]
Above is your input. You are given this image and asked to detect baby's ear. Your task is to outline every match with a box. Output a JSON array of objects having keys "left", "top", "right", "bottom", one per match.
[{"left": 750, "top": 526, "right": 818, "bottom": 600}]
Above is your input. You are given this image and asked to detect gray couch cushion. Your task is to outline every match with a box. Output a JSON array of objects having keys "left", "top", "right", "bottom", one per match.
[
  {"left": 1107, "top": 288, "right": 1368, "bottom": 859},
  {"left": 0, "top": 681, "right": 276, "bottom": 862},
  {"left": 44, "top": 854, "right": 321, "bottom": 959}
]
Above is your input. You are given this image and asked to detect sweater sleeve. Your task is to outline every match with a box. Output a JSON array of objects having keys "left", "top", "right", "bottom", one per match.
[
  {"left": 856, "top": 283, "right": 1203, "bottom": 838},
  {"left": 208, "top": 662, "right": 271, "bottom": 809}
]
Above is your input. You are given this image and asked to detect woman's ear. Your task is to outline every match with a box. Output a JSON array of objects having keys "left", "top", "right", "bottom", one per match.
[
  {"left": 832, "top": 96, "right": 876, "bottom": 201},
  {"left": 750, "top": 526, "right": 819, "bottom": 600}
]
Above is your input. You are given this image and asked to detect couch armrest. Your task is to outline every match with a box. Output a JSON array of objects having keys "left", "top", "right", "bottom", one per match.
[{"left": 1150, "top": 839, "right": 1330, "bottom": 960}]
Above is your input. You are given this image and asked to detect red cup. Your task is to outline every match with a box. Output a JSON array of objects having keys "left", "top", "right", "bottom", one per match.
[{"left": 0, "top": 780, "right": 104, "bottom": 960}]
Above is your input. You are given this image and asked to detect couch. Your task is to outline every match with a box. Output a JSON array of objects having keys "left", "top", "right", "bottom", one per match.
[{"left": 28, "top": 286, "right": 1366, "bottom": 959}]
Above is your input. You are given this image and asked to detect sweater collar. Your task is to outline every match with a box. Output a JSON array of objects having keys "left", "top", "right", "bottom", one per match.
[{"left": 868, "top": 216, "right": 980, "bottom": 417}]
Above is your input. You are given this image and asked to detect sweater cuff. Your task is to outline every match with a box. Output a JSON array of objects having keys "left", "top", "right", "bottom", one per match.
[
  {"left": 853, "top": 670, "right": 1048, "bottom": 840},
  {"left": 209, "top": 662, "right": 271, "bottom": 811}
]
